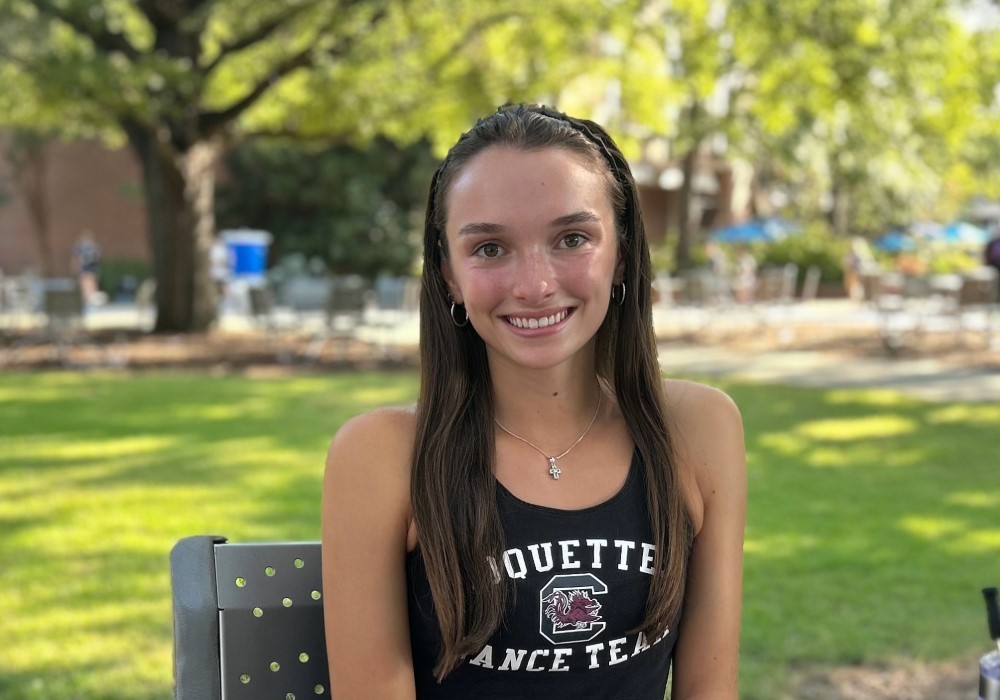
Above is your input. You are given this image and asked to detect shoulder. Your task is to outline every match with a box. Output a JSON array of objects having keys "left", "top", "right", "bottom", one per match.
[
  {"left": 662, "top": 378, "right": 741, "bottom": 430},
  {"left": 324, "top": 406, "right": 416, "bottom": 518},
  {"left": 661, "top": 379, "right": 746, "bottom": 534},
  {"left": 328, "top": 405, "right": 416, "bottom": 459}
]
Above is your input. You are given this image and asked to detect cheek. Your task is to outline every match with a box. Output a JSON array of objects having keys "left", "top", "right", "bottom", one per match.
[
  {"left": 458, "top": 269, "right": 509, "bottom": 306},
  {"left": 558, "top": 254, "right": 617, "bottom": 289}
]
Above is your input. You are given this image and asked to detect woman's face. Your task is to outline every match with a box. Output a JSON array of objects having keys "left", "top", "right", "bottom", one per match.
[{"left": 441, "top": 146, "right": 621, "bottom": 373}]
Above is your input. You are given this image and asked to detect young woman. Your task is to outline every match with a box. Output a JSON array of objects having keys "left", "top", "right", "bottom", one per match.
[{"left": 322, "top": 105, "right": 746, "bottom": 699}]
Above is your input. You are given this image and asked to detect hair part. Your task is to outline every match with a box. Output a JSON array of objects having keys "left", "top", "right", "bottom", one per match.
[{"left": 412, "top": 104, "right": 692, "bottom": 679}]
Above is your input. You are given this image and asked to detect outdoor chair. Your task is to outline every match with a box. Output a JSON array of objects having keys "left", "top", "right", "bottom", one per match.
[
  {"left": 170, "top": 535, "right": 331, "bottom": 700},
  {"left": 2, "top": 279, "right": 86, "bottom": 366},
  {"left": 248, "top": 286, "right": 277, "bottom": 327},
  {"left": 753, "top": 264, "right": 798, "bottom": 333},
  {"left": 305, "top": 275, "right": 372, "bottom": 362},
  {"left": 247, "top": 285, "right": 301, "bottom": 362},
  {"left": 359, "top": 275, "right": 420, "bottom": 360},
  {"left": 955, "top": 268, "right": 999, "bottom": 346},
  {"left": 799, "top": 265, "right": 822, "bottom": 302},
  {"left": 671, "top": 268, "right": 721, "bottom": 332},
  {"left": 754, "top": 264, "right": 797, "bottom": 305}
]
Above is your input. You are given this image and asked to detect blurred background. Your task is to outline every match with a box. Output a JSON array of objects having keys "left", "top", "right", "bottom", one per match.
[{"left": 1, "top": 0, "right": 999, "bottom": 332}]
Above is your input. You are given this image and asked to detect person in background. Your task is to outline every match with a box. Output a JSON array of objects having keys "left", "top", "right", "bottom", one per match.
[
  {"left": 842, "top": 236, "right": 877, "bottom": 302},
  {"left": 322, "top": 104, "right": 746, "bottom": 700},
  {"left": 71, "top": 230, "right": 102, "bottom": 305}
]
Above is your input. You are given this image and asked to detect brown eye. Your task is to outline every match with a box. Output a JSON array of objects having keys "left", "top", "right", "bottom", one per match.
[{"left": 562, "top": 233, "right": 585, "bottom": 248}]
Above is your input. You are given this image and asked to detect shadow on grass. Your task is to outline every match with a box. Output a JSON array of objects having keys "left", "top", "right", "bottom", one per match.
[
  {"left": 717, "top": 381, "right": 999, "bottom": 699},
  {"left": 1, "top": 371, "right": 997, "bottom": 699},
  {"left": 0, "top": 370, "right": 419, "bottom": 700}
]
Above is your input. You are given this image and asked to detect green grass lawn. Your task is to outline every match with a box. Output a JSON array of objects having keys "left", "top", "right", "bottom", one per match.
[{"left": 0, "top": 370, "right": 997, "bottom": 699}]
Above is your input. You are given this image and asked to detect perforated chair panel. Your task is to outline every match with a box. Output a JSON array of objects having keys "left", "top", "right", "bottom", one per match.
[
  {"left": 215, "top": 542, "right": 330, "bottom": 699},
  {"left": 171, "top": 537, "right": 331, "bottom": 700}
]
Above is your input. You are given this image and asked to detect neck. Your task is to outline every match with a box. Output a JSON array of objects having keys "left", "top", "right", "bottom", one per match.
[{"left": 489, "top": 360, "right": 604, "bottom": 444}]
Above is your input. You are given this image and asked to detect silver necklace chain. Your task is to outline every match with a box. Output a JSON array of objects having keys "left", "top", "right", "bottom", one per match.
[{"left": 494, "top": 394, "right": 602, "bottom": 481}]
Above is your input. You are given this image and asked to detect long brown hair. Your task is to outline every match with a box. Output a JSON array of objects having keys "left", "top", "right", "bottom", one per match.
[{"left": 411, "top": 104, "right": 692, "bottom": 679}]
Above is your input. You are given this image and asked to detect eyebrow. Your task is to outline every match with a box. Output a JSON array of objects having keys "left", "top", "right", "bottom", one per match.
[{"left": 457, "top": 211, "right": 602, "bottom": 237}]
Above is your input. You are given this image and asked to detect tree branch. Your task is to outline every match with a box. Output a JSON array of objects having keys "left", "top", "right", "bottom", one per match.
[
  {"left": 202, "top": 3, "right": 317, "bottom": 75},
  {"left": 196, "top": 46, "right": 312, "bottom": 136},
  {"left": 197, "top": 5, "right": 388, "bottom": 137},
  {"left": 429, "top": 11, "right": 521, "bottom": 73},
  {"left": 32, "top": 0, "right": 141, "bottom": 60},
  {"left": 0, "top": 44, "right": 134, "bottom": 126}
]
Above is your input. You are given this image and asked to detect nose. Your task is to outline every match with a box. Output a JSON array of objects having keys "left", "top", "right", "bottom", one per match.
[{"left": 512, "top": 249, "right": 555, "bottom": 304}]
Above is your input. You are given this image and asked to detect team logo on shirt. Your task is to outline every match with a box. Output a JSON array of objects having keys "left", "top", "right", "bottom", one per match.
[{"left": 539, "top": 573, "right": 607, "bottom": 644}]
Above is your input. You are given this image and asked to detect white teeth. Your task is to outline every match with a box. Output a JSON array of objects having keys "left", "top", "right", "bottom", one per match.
[{"left": 508, "top": 310, "right": 568, "bottom": 329}]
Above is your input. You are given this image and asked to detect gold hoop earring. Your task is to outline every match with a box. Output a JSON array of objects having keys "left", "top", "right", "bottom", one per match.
[
  {"left": 449, "top": 300, "right": 469, "bottom": 327},
  {"left": 611, "top": 281, "right": 626, "bottom": 306}
]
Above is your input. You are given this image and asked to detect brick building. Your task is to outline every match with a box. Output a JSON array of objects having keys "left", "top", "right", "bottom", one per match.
[{"left": 0, "top": 134, "right": 150, "bottom": 278}]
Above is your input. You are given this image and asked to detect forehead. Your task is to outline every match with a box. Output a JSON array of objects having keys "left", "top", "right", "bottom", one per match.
[{"left": 445, "top": 147, "right": 613, "bottom": 231}]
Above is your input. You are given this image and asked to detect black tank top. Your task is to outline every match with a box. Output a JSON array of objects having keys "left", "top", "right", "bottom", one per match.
[{"left": 406, "top": 450, "right": 678, "bottom": 699}]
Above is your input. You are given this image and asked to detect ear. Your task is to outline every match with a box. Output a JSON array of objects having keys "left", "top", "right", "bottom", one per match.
[{"left": 440, "top": 255, "right": 463, "bottom": 304}]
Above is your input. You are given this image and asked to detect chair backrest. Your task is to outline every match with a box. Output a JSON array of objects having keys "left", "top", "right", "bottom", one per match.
[
  {"left": 959, "top": 269, "right": 999, "bottom": 307},
  {"left": 677, "top": 268, "right": 716, "bottom": 306},
  {"left": 171, "top": 536, "right": 330, "bottom": 700},
  {"left": 248, "top": 287, "right": 275, "bottom": 318},
  {"left": 800, "top": 265, "right": 821, "bottom": 301},
  {"left": 44, "top": 285, "right": 84, "bottom": 318},
  {"left": 756, "top": 264, "right": 796, "bottom": 303}
]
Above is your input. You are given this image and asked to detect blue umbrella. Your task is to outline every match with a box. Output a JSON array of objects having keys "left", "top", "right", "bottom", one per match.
[
  {"left": 938, "top": 221, "right": 989, "bottom": 245},
  {"left": 874, "top": 231, "right": 916, "bottom": 252},
  {"left": 710, "top": 218, "right": 797, "bottom": 244}
]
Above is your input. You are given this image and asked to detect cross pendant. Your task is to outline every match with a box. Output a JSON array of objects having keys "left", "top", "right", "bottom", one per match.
[{"left": 548, "top": 457, "right": 561, "bottom": 480}]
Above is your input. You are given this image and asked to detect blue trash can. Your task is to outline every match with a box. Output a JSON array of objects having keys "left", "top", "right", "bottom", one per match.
[{"left": 220, "top": 229, "right": 273, "bottom": 280}]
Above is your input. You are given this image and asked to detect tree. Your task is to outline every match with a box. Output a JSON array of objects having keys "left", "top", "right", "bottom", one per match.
[
  {"left": 216, "top": 137, "right": 436, "bottom": 277},
  {"left": 729, "top": 0, "right": 998, "bottom": 236},
  {"left": 0, "top": 129, "right": 56, "bottom": 275},
  {"left": 0, "top": 0, "right": 606, "bottom": 331}
]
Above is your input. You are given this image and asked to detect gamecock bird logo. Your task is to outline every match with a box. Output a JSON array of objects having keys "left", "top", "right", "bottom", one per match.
[{"left": 542, "top": 588, "right": 603, "bottom": 630}]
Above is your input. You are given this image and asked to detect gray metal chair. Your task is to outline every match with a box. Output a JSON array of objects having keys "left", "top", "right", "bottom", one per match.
[
  {"left": 171, "top": 536, "right": 330, "bottom": 700},
  {"left": 304, "top": 275, "right": 372, "bottom": 362}
]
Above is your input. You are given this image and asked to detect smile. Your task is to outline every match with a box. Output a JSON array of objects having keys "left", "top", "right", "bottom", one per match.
[{"left": 504, "top": 309, "right": 571, "bottom": 329}]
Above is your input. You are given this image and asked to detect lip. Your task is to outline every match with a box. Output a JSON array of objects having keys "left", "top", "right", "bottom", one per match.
[{"left": 502, "top": 307, "right": 574, "bottom": 331}]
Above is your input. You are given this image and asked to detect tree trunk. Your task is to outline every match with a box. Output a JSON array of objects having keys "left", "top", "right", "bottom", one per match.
[
  {"left": 19, "top": 144, "right": 55, "bottom": 276},
  {"left": 675, "top": 147, "right": 698, "bottom": 268},
  {"left": 4, "top": 132, "right": 56, "bottom": 275},
  {"left": 127, "top": 127, "right": 220, "bottom": 332},
  {"left": 830, "top": 178, "right": 850, "bottom": 237}
]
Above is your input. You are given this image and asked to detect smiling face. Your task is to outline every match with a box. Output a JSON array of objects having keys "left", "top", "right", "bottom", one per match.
[{"left": 440, "top": 146, "right": 621, "bottom": 373}]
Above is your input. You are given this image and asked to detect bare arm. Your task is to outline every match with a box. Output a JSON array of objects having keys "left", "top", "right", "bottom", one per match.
[
  {"left": 668, "top": 383, "right": 747, "bottom": 700},
  {"left": 322, "top": 409, "right": 417, "bottom": 700}
]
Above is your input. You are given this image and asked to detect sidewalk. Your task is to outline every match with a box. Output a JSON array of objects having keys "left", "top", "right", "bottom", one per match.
[
  {"left": 652, "top": 297, "right": 1000, "bottom": 402},
  {"left": 659, "top": 342, "right": 1000, "bottom": 403},
  {"left": 5, "top": 298, "right": 998, "bottom": 403}
]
